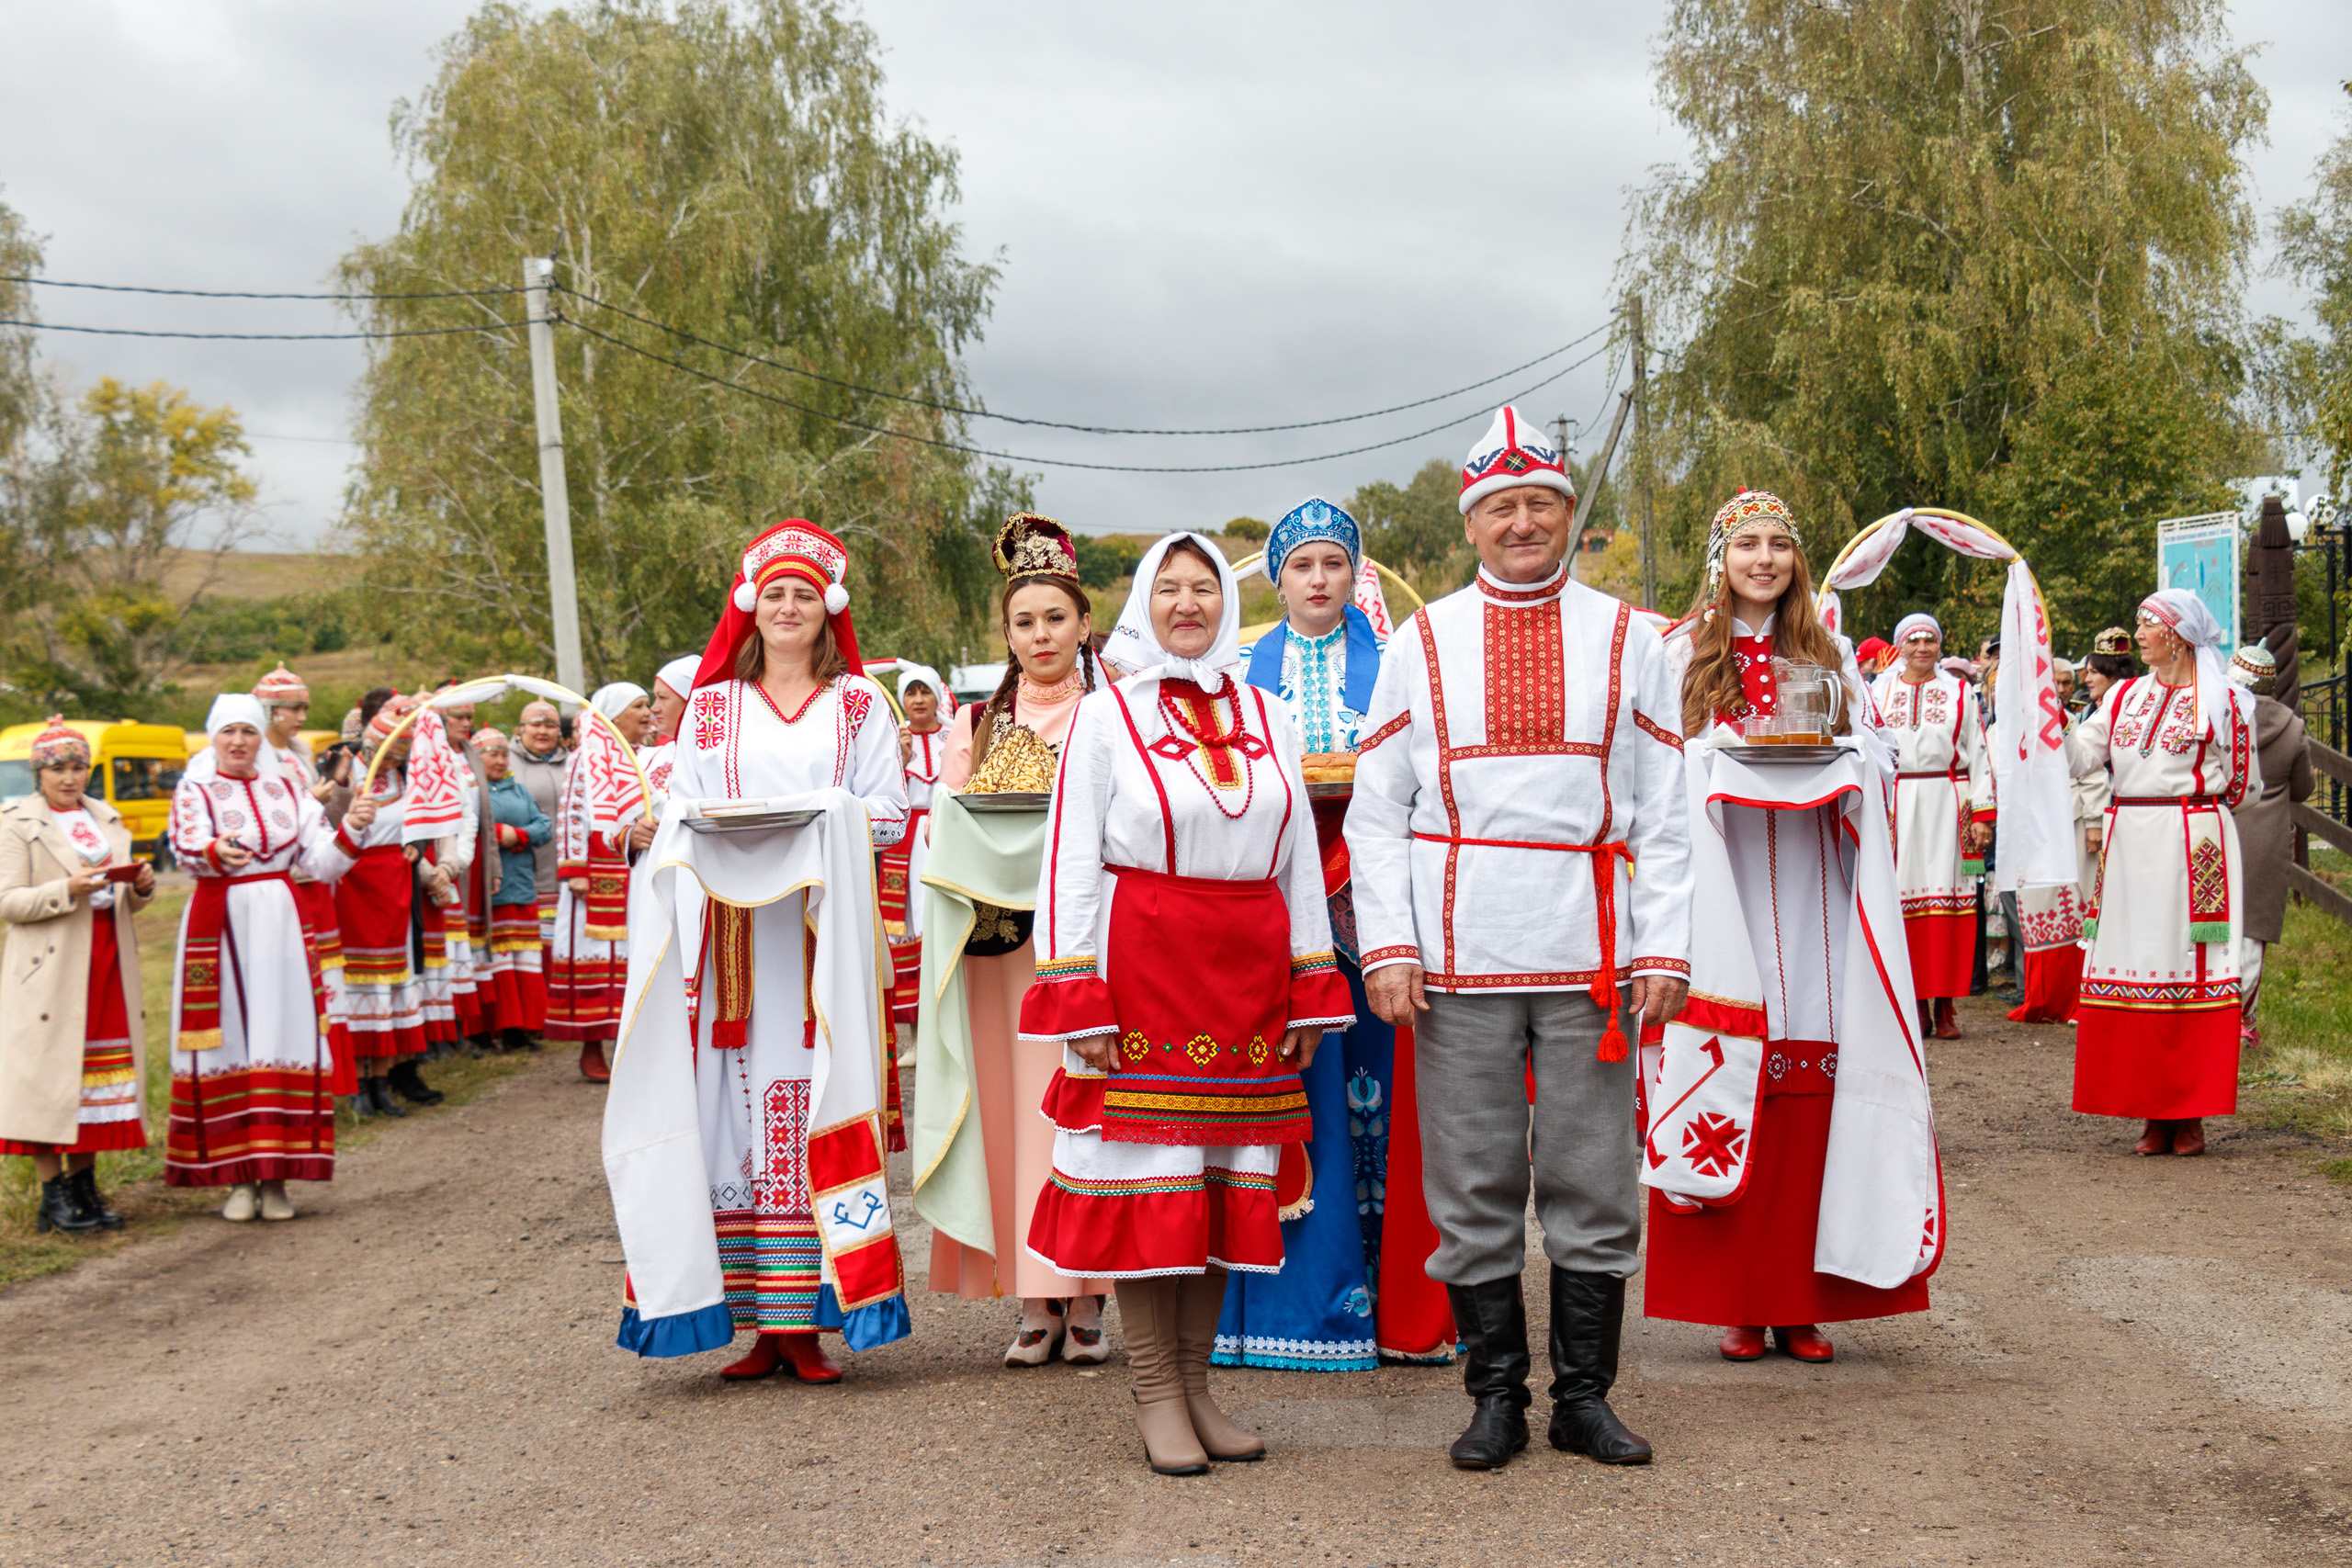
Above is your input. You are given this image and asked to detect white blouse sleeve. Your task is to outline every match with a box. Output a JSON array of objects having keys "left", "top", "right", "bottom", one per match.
[
  {"left": 292, "top": 788, "right": 357, "bottom": 882},
  {"left": 845, "top": 679, "right": 909, "bottom": 848},
  {"left": 1034, "top": 692, "right": 1115, "bottom": 983},
  {"left": 1343, "top": 622, "right": 1424, "bottom": 976}
]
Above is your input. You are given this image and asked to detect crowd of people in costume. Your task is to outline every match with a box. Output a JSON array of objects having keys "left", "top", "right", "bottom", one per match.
[{"left": 0, "top": 394, "right": 2317, "bottom": 1481}]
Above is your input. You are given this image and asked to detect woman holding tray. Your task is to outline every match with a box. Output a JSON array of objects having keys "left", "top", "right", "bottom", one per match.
[
  {"left": 1023, "top": 530, "right": 1351, "bottom": 1474},
  {"left": 1648, "top": 490, "right": 1939, "bottom": 1366},
  {"left": 650, "top": 519, "right": 909, "bottom": 1384},
  {"left": 0, "top": 717, "right": 157, "bottom": 1234},
  {"left": 1223, "top": 497, "right": 1455, "bottom": 1372},
  {"left": 921, "top": 513, "right": 1117, "bottom": 1367}
]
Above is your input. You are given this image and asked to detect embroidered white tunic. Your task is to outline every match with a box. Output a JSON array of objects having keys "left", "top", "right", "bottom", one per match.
[
  {"left": 1870, "top": 671, "right": 1995, "bottom": 943},
  {"left": 1278, "top": 622, "right": 1363, "bottom": 752},
  {"left": 1346, "top": 567, "right": 1693, "bottom": 992}
]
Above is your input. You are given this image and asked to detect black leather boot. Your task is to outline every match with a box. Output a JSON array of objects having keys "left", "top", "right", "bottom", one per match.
[
  {"left": 365, "top": 1077, "right": 407, "bottom": 1118},
  {"left": 69, "top": 1167, "right": 124, "bottom": 1229},
  {"left": 1545, "top": 1267, "right": 1653, "bottom": 1464},
  {"left": 1443, "top": 1279, "right": 1532, "bottom": 1470},
  {"left": 36, "top": 1172, "right": 101, "bottom": 1235},
  {"left": 387, "top": 1060, "right": 445, "bottom": 1106}
]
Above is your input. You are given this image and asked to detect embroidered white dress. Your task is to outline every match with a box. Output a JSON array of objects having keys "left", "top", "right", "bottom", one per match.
[
  {"left": 660, "top": 675, "right": 907, "bottom": 1330},
  {"left": 1278, "top": 623, "right": 1365, "bottom": 752},
  {"left": 1346, "top": 567, "right": 1693, "bottom": 1005},
  {"left": 1870, "top": 671, "right": 1994, "bottom": 998},
  {"left": 167, "top": 772, "right": 357, "bottom": 1184},
  {"left": 2066, "top": 676, "right": 2256, "bottom": 1118}
]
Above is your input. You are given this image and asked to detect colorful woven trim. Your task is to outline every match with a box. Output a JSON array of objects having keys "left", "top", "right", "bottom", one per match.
[{"left": 1035, "top": 954, "right": 1100, "bottom": 982}]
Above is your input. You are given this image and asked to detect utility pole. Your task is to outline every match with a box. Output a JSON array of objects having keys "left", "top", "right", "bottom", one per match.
[
  {"left": 524, "top": 256, "right": 587, "bottom": 699},
  {"left": 1566, "top": 387, "right": 1634, "bottom": 568},
  {"left": 1630, "top": 293, "right": 1657, "bottom": 610}
]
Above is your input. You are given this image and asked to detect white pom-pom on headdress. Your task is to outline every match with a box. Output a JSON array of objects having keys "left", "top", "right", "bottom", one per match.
[
  {"left": 823, "top": 582, "right": 849, "bottom": 614},
  {"left": 732, "top": 578, "right": 756, "bottom": 613}
]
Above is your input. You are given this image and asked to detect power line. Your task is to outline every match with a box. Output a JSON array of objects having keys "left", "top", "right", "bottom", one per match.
[
  {"left": 567, "top": 313, "right": 1614, "bottom": 475},
  {"left": 557, "top": 285, "right": 1614, "bottom": 437},
  {"left": 1, "top": 275, "right": 524, "bottom": 301},
  {"left": 0, "top": 317, "right": 518, "bottom": 343}
]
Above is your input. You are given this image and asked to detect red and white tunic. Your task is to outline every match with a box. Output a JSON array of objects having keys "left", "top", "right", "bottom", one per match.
[
  {"left": 2067, "top": 676, "right": 2256, "bottom": 1119},
  {"left": 167, "top": 771, "right": 358, "bottom": 1184},
  {"left": 655, "top": 674, "right": 907, "bottom": 1332},
  {"left": 1870, "top": 670, "right": 1995, "bottom": 997},
  {"left": 1020, "top": 671, "right": 1349, "bottom": 1278},
  {"left": 1345, "top": 565, "right": 1692, "bottom": 1023}
]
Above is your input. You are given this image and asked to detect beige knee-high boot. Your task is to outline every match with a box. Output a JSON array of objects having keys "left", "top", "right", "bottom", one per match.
[
  {"left": 1177, "top": 1268, "right": 1266, "bottom": 1461},
  {"left": 1115, "top": 1279, "right": 1207, "bottom": 1475}
]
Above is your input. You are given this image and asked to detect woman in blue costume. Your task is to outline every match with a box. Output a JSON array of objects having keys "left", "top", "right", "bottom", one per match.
[{"left": 1217, "top": 497, "right": 1408, "bottom": 1371}]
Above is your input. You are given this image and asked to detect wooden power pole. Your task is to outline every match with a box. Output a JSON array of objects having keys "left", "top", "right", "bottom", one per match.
[
  {"left": 524, "top": 256, "right": 587, "bottom": 699},
  {"left": 1630, "top": 294, "right": 1657, "bottom": 610}
]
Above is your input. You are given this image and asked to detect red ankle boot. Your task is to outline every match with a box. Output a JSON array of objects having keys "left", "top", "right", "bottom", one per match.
[
  {"left": 2170, "top": 1119, "right": 2205, "bottom": 1157},
  {"left": 719, "top": 1333, "right": 786, "bottom": 1381},
  {"left": 2133, "top": 1120, "right": 2174, "bottom": 1156},
  {"left": 1775, "top": 1324, "right": 1835, "bottom": 1362},
  {"left": 775, "top": 1331, "right": 843, "bottom": 1383},
  {"left": 1932, "top": 999, "right": 1962, "bottom": 1040},
  {"left": 580, "top": 1042, "right": 611, "bottom": 1083},
  {"left": 1718, "top": 1325, "right": 1767, "bottom": 1361}
]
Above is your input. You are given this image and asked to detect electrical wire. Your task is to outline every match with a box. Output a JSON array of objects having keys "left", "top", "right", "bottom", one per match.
[
  {"left": 556, "top": 284, "right": 1614, "bottom": 437},
  {"left": 0, "top": 275, "right": 524, "bottom": 301},
  {"left": 0, "top": 318, "right": 518, "bottom": 343},
  {"left": 565, "top": 313, "right": 1614, "bottom": 475}
]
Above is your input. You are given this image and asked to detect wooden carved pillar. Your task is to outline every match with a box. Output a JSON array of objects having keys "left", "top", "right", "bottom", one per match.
[{"left": 2253, "top": 495, "right": 2299, "bottom": 710}]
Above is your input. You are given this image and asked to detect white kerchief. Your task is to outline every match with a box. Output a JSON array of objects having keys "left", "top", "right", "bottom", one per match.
[
  {"left": 1892, "top": 612, "right": 1940, "bottom": 648},
  {"left": 593, "top": 682, "right": 649, "bottom": 720},
  {"left": 652, "top": 658, "right": 699, "bottom": 702},
  {"left": 895, "top": 661, "right": 956, "bottom": 715},
  {"left": 2139, "top": 588, "right": 2245, "bottom": 740},
  {"left": 1105, "top": 531, "right": 1243, "bottom": 693},
  {"left": 205, "top": 694, "right": 268, "bottom": 739}
]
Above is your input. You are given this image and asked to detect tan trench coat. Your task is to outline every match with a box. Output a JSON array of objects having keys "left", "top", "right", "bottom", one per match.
[{"left": 0, "top": 797, "right": 152, "bottom": 1146}]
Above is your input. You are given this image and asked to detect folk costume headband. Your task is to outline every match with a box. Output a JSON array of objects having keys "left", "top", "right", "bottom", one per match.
[
  {"left": 1105, "top": 531, "right": 1245, "bottom": 694},
  {"left": 1893, "top": 612, "right": 1941, "bottom": 648},
  {"left": 691, "top": 519, "right": 865, "bottom": 691},
  {"left": 1262, "top": 496, "right": 1362, "bottom": 581},
  {"left": 2092, "top": 626, "right": 2132, "bottom": 656},
  {"left": 472, "top": 726, "right": 510, "bottom": 751},
  {"left": 1702, "top": 489, "right": 1803, "bottom": 609},
  {"left": 28, "top": 715, "right": 88, "bottom": 770},
  {"left": 1459, "top": 405, "right": 1573, "bottom": 514},
  {"left": 253, "top": 663, "right": 309, "bottom": 710},
  {"left": 993, "top": 513, "right": 1081, "bottom": 584}
]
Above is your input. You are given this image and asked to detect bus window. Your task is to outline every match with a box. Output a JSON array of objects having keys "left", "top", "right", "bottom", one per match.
[
  {"left": 0, "top": 759, "right": 33, "bottom": 803},
  {"left": 109, "top": 757, "right": 183, "bottom": 802}
]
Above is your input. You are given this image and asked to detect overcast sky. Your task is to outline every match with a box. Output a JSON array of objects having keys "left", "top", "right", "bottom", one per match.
[{"left": 1, "top": 0, "right": 2346, "bottom": 547}]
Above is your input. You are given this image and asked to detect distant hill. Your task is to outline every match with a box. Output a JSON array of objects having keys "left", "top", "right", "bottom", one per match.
[{"left": 157, "top": 548, "right": 356, "bottom": 603}]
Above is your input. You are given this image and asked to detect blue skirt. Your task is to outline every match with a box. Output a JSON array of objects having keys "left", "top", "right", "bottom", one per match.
[{"left": 1213, "top": 962, "right": 1396, "bottom": 1371}]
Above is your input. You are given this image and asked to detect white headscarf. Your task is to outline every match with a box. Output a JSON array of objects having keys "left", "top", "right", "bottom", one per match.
[
  {"left": 1892, "top": 612, "right": 1941, "bottom": 648},
  {"left": 184, "top": 693, "right": 276, "bottom": 784},
  {"left": 1105, "top": 532, "right": 1244, "bottom": 694},
  {"left": 894, "top": 662, "right": 956, "bottom": 716},
  {"left": 2139, "top": 588, "right": 2247, "bottom": 739},
  {"left": 592, "top": 682, "right": 649, "bottom": 720},
  {"left": 651, "top": 657, "right": 699, "bottom": 702}
]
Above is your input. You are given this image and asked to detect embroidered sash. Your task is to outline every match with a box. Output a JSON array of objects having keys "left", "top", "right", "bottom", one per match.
[{"left": 177, "top": 870, "right": 295, "bottom": 1052}]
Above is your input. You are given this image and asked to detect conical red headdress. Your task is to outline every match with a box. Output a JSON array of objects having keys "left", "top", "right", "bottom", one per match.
[{"left": 692, "top": 519, "right": 863, "bottom": 691}]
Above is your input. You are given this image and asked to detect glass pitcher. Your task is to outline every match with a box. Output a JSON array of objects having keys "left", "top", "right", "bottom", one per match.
[{"left": 1769, "top": 657, "right": 1844, "bottom": 745}]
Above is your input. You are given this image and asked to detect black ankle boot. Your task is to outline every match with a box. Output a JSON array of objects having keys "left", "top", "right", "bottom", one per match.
[
  {"left": 501, "top": 1028, "right": 539, "bottom": 1053},
  {"left": 1545, "top": 1267, "right": 1653, "bottom": 1464},
  {"left": 1443, "top": 1279, "right": 1532, "bottom": 1470},
  {"left": 69, "top": 1167, "right": 124, "bottom": 1229},
  {"left": 387, "top": 1060, "right": 445, "bottom": 1106},
  {"left": 36, "top": 1173, "right": 101, "bottom": 1235},
  {"left": 366, "top": 1077, "right": 408, "bottom": 1118}
]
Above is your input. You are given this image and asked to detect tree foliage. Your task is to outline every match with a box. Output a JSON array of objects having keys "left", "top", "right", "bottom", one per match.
[
  {"left": 2274, "top": 103, "right": 2352, "bottom": 497},
  {"left": 1629, "top": 0, "right": 2264, "bottom": 648},
  {"left": 1350, "top": 457, "right": 1471, "bottom": 600},
  {"left": 336, "top": 0, "right": 1017, "bottom": 687}
]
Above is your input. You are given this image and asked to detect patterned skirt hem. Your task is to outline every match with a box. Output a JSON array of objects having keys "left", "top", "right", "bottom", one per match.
[{"left": 164, "top": 1156, "right": 334, "bottom": 1186}]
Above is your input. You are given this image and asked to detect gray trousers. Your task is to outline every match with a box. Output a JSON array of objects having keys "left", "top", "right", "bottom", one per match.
[{"left": 1416, "top": 989, "right": 1640, "bottom": 1284}]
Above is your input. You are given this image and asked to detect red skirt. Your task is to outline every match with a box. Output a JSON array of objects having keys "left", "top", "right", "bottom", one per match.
[
  {"left": 289, "top": 879, "right": 356, "bottom": 1096},
  {"left": 2073, "top": 1004, "right": 2239, "bottom": 1119},
  {"left": 485, "top": 902, "right": 548, "bottom": 1034},
  {"left": 1904, "top": 910, "right": 1974, "bottom": 999},
  {"left": 336, "top": 844, "right": 426, "bottom": 1059},
  {"left": 1645, "top": 1059, "right": 1929, "bottom": 1327},
  {"left": 0, "top": 916, "right": 147, "bottom": 1156},
  {"left": 2007, "top": 943, "right": 2084, "bottom": 1025}
]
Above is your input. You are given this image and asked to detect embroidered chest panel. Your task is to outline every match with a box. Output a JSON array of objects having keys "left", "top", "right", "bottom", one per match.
[
  {"left": 1887, "top": 677, "right": 1951, "bottom": 729},
  {"left": 206, "top": 775, "right": 298, "bottom": 853},
  {"left": 2111, "top": 684, "right": 2199, "bottom": 758},
  {"left": 1480, "top": 599, "right": 1566, "bottom": 749},
  {"left": 1148, "top": 681, "right": 1274, "bottom": 818}
]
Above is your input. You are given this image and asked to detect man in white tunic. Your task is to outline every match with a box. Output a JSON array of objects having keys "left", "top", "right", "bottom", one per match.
[{"left": 1350, "top": 405, "right": 1693, "bottom": 1471}]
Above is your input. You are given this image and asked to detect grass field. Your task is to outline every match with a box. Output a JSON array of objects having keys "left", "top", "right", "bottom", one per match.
[
  {"left": 0, "top": 879, "right": 529, "bottom": 1285},
  {"left": 2238, "top": 842, "right": 2352, "bottom": 1179}
]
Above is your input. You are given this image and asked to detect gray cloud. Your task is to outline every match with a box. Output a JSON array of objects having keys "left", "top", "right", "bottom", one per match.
[{"left": 1, "top": 0, "right": 2344, "bottom": 547}]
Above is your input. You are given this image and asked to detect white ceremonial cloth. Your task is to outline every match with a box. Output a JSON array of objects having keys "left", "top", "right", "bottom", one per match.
[{"left": 1346, "top": 567, "right": 1692, "bottom": 990}]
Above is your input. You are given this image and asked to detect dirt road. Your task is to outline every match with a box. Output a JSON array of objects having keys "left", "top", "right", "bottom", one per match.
[{"left": 2, "top": 1000, "right": 2347, "bottom": 1566}]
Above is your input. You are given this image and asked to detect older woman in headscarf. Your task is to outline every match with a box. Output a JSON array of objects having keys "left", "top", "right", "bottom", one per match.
[
  {"left": 167, "top": 696, "right": 376, "bottom": 1220},
  {"left": 0, "top": 718, "right": 157, "bottom": 1234},
  {"left": 2067, "top": 590, "right": 2260, "bottom": 1158},
  {"left": 472, "top": 728, "right": 556, "bottom": 1051},
  {"left": 548, "top": 682, "right": 653, "bottom": 1084},
  {"left": 509, "top": 699, "right": 570, "bottom": 957}
]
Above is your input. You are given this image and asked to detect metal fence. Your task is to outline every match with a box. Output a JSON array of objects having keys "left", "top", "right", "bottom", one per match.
[{"left": 2294, "top": 513, "right": 2346, "bottom": 835}]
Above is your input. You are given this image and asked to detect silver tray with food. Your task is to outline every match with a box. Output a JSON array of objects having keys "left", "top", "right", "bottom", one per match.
[
  {"left": 1713, "top": 743, "right": 1847, "bottom": 765},
  {"left": 683, "top": 801, "right": 826, "bottom": 834},
  {"left": 958, "top": 791, "right": 1051, "bottom": 814}
]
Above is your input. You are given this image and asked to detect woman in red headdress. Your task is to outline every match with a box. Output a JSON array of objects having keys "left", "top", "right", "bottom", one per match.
[{"left": 618, "top": 520, "right": 910, "bottom": 1383}]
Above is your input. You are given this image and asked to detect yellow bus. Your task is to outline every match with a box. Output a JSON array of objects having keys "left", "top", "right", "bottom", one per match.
[{"left": 0, "top": 720, "right": 191, "bottom": 865}]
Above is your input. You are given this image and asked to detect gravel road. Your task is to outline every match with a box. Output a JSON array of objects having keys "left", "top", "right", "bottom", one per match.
[{"left": 2, "top": 998, "right": 2348, "bottom": 1567}]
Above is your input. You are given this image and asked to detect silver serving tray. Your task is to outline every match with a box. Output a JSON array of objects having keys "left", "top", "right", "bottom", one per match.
[
  {"left": 683, "top": 805, "right": 824, "bottom": 834},
  {"left": 958, "top": 791, "right": 1051, "bottom": 814},
  {"left": 1715, "top": 743, "right": 1847, "bottom": 765},
  {"left": 1306, "top": 781, "right": 1352, "bottom": 799}
]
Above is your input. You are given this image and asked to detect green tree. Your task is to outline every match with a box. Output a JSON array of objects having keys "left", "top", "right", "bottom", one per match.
[
  {"left": 2274, "top": 101, "right": 2352, "bottom": 497},
  {"left": 1628, "top": 0, "right": 2265, "bottom": 646},
  {"left": 337, "top": 0, "right": 1015, "bottom": 686},
  {"left": 1349, "top": 457, "right": 1474, "bottom": 600}
]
